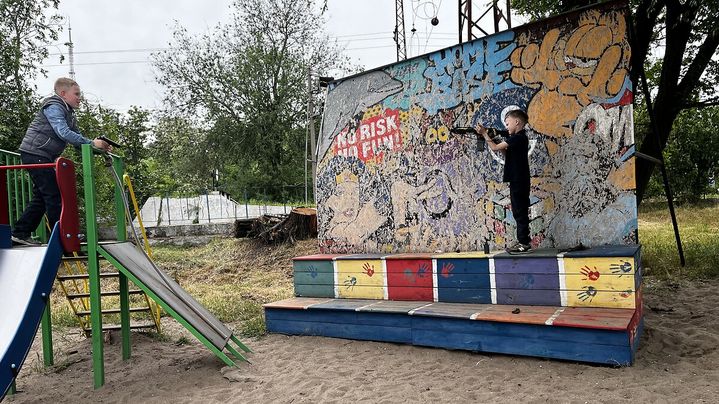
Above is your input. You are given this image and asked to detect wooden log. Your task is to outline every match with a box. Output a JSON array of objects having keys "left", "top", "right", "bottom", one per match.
[{"left": 254, "top": 208, "right": 317, "bottom": 243}]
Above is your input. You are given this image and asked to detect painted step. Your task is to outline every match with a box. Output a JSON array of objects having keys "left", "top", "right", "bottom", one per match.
[{"left": 264, "top": 297, "right": 643, "bottom": 365}]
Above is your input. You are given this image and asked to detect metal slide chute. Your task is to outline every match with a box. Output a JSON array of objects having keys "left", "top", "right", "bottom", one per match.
[
  {"left": 98, "top": 242, "right": 251, "bottom": 367},
  {"left": 0, "top": 225, "right": 64, "bottom": 399}
]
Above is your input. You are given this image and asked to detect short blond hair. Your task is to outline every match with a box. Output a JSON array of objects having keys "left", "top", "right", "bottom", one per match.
[{"left": 54, "top": 77, "right": 79, "bottom": 93}]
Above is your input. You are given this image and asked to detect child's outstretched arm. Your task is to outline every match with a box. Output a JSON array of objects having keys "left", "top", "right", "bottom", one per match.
[{"left": 475, "top": 124, "right": 508, "bottom": 152}]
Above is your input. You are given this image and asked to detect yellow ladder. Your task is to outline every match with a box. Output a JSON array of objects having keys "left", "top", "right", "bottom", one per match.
[{"left": 52, "top": 172, "right": 163, "bottom": 334}]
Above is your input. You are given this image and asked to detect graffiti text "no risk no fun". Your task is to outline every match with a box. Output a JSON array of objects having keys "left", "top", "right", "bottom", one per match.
[{"left": 334, "top": 109, "right": 403, "bottom": 162}]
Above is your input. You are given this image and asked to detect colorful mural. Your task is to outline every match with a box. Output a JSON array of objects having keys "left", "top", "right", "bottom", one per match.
[
  {"left": 317, "top": 1, "right": 636, "bottom": 253},
  {"left": 291, "top": 245, "right": 642, "bottom": 309}
]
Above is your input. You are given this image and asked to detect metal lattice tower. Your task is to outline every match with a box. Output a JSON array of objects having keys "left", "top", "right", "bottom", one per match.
[
  {"left": 458, "top": 0, "right": 512, "bottom": 43},
  {"left": 65, "top": 22, "right": 76, "bottom": 80},
  {"left": 394, "top": 0, "right": 407, "bottom": 61}
]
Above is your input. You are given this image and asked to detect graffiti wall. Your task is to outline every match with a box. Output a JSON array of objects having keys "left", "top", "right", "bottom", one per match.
[{"left": 317, "top": 1, "right": 637, "bottom": 254}]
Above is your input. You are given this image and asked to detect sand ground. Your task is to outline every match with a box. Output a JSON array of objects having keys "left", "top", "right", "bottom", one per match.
[{"left": 6, "top": 278, "right": 719, "bottom": 403}]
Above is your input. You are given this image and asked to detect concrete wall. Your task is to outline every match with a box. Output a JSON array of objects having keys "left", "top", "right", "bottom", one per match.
[{"left": 317, "top": 2, "right": 636, "bottom": 253}]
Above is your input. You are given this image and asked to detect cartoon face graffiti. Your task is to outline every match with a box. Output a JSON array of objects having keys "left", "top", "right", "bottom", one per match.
[
  {"left": 324, "top": 169, "right": 387, "bottom": 244},
  {"left": 510, "top": 9, "right": 631, "bottom": 137}
]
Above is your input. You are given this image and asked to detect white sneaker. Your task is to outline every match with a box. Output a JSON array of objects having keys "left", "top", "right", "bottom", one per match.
[{"left": 11, "top": 235, "right": 42, "bottom": 246}]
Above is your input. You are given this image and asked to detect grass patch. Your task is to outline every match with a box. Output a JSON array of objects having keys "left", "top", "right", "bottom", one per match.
[
  {"left": 639, "top": 199, "right": 719, "bottom": 279},
  {"left": 175, "top": 336, "right": 190, "bottom": 346},
  {"left": 150, "top": 237, "right": 316, "bottom": 336},
  {"left": 50, "top": 303, "right": 79, "bottom": 328},
  {"left": 48, "top": 237, "right": 315, "bottom": 338}
]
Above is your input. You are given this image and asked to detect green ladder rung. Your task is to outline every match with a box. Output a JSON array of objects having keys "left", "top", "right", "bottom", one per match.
[
  {"left": 83, "top": 323, "right": 156, "bottom": 332},
  {"left": 76, "top": 307, "right": 151, "bottom": 316},
  {"left": 66, "top": 289, "right": 145, "bottom": 299},
  {"left": 57, "top": 272, "right": 119, "bottom": 280}
]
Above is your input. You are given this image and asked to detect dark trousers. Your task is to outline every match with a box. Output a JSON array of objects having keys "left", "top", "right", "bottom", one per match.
[
  {"left": 12, "top": 152, "right": 60, "bottom": 238},
  {"left": 509, "top": 180, "right": 531, "bottom": 245}
]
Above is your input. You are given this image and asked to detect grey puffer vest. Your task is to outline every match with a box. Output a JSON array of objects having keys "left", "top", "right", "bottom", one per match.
[{"left": 19, "top": 95, "right": 80, "bottom": 160}]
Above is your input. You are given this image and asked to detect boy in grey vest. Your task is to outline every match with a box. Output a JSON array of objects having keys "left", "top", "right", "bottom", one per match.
[{"left": 12, "top": 77, "right": 112, "bottom": 245}]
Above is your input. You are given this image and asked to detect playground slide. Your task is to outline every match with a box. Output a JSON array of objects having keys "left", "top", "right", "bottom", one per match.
[
  {"left": 0, "top": 225, "right": 63, "bottom": 400},
  {"left": 98, "top": 242, "right": 247, "bottom": 360}
]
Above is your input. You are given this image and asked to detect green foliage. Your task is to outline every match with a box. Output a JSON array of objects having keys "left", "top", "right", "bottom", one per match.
[
  {"left": 69, "top": 102, "right": 153, "bottom": 225},
  {"left": 636, "top": 60, "right": 719, "bottom": 201},
  {"left": 510, "top": 0, "right": 598, "bottom": 20},
  {"left": 151, "top": 0, "right": 352, "bottom": 201},
  {"left": 660, "top": 108, "right": 719, "bottom": 201},
  {"left": 0, "top": 0, "right": 62, "bottom": 150},
  {"left": 146, "top": 115, "right": 216, "bottom": 196}
]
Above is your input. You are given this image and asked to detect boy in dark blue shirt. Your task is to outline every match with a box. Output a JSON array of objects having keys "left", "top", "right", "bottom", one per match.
[{"left": 476, "top": 109, "right": 531, "bottom": 253}]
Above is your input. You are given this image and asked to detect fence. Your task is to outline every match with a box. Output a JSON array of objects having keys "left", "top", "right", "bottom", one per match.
[
  {"left": 1, "top": 148, "right": 47, "bottom": 240},
  {"left": 135, "top": 188, "right": 308, "bottom": 227}
]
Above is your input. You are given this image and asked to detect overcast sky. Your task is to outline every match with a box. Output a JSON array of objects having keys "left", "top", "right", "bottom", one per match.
[{"left": 34, "top": 0, "right": 519, "bottom": 112}]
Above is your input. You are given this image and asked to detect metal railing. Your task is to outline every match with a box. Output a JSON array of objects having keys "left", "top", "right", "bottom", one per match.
[
  {"left": 137, "top": 186, "right": 310, "bottom": 227},
  {"left": 0, "top": 148, "right": 47, "bottom": 240}
]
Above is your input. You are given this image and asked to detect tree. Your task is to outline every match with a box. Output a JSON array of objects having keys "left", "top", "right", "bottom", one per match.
[
  {"left": 70, "top": 102, "right": 153, "bottom": 223},
  {"left": 510, "top": 0, "right": 719, "bottom": 203},
  {"left": 643, "top": 106, "right": 719, "bottom": 202},
  {"left": 147, "top": 115, "right": 216, "bottom": 196},
  {"left": 0, "top": 0, "right": 62, "bottom": 150},
  {"left": 152, "top": 0, "right": 351, "bottom": 200}
]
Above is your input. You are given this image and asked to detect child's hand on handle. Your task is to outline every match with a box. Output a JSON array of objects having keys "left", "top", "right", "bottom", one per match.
[
  {"left": 92, "top": 137, "right": 113, "bottom": 152},
  {"left": 474, "top": 124, "right": 490, "bottom": 140}
]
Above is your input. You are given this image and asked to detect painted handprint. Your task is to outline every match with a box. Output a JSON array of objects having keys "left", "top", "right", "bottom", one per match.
[
  {"left": 520, "top": 274, "right": 535, "bottom": 289},
  {"left": 403, "top": 268, "right": 415, "bottom": 283},
  {"left": 307, "top": 265, "right": 318, "bottom": 279},
  {"left": 343, "top": 276, "right": 357, "bottom": 290},
  {"left": 362, "top": 262, "right": 375, "bottom": 277},
  {"left": 580, "top": 265, "right": 601, "bottom": 281},
  {"left": 416, "top": 263, "right": 429, "bottom": 278},
  {"left": 577, "top": 286, "right": 598, "bottom": 302},
  {"left": 440, "top": 262, "right": 455, "bottom": 278},
  {"left": 610, "top": 260, "right": 632, "bottom": 277}
]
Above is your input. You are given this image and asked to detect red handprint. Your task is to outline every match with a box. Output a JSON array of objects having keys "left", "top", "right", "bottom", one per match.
[
  {"left": 362, "top": 262, "right": 375, "bottom": 277},
  {"left": 440, "top": 262, "right": 455, "bottom": 278},
  {"left": 580, "top": 266, "right": 600, "bottom": 281}
]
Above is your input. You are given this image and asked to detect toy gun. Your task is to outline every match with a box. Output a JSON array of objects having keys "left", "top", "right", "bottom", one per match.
[
  {"left": 98, "top": 136, "right": 123, "bottom": 148},
  {"left": 449, "top": 127, "right": 500, "bottom": 151}
]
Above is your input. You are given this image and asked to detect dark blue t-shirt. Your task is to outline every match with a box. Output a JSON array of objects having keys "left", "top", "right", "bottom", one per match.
[{"left": 503, "top": 129, "right": 530, "bottom": 183}]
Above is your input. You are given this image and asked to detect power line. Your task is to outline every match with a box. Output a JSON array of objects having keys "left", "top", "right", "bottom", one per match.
[
  {"left": 44, "top": 33, "right": 459, "bottom": 57},
  {"left": 48, "top": 47, "right": 171, "bottom": 56},
  {"left": 42, "top": 60, "right": 151, "bottom": 67}
]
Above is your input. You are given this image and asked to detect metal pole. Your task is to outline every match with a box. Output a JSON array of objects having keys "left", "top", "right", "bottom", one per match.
[
  {"left": 304, "top": 114, "right": 309, "bottom": 204},
  {"left": 305, "top": 68, "right": 311, "bottom": 204},
  {"left": 636, "top": 38, "right": 685, "bottom": 269},
  {"left": 113, "top": 157, "right": 131, "bottom": 360},
  {"left": 308, "top": 70, "right": 318, "bottom": 205},
  {"left": 506, "top": 0, "right": 511, "bottom": 28},
  {"left": 40, "top": 304, "right": 53, "bottom": 366},
  {"left": 206, "top": 191, "right": 211, "bottom": 223},
  {"left": 4, "top": 155, "right": 11, "bottom": 224},
  {"left": 82, "top": 144, "right": 104, "bottom": 389}
]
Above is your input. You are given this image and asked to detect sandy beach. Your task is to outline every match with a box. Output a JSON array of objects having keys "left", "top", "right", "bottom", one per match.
[{"left": 6, "top": 278, "right": 719, "bottom": 403}]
